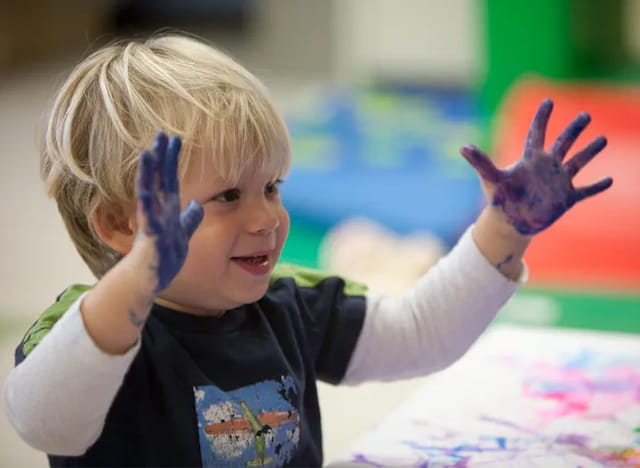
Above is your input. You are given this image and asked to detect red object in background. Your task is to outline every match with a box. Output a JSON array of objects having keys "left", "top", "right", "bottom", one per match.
[{"left": 493, "top": 79, "right": 640, "bottom": 292}]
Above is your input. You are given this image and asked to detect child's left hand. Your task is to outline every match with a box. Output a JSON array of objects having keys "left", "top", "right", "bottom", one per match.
[{"left": 460, "top": 99, "right": 613, "bottom": 235}]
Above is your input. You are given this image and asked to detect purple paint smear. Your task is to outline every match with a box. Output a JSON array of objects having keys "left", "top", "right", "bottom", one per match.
[
  {"left": 460, "top": 99, "right": 612, "bottom": 235},
  {"left": 348, "top": 351, "right": 640, "bottom": 467},
  {"left": 352, "top": 453, "right": 385, "bottom": 467}
]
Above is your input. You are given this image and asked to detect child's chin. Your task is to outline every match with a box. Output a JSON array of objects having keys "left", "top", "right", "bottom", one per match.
[
  {"left": 243, "top": 285, "right": 270, "bottom": 304},
  {"left": 224, "top": 283, "right": 268, "bottom": 308}
]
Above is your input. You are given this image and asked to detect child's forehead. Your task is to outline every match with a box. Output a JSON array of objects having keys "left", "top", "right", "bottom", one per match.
[{"left": 181, "top": 150, "right": 286, "bottom": 185}]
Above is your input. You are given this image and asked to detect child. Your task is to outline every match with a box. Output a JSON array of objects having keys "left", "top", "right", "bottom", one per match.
[{"left": 3, "top": 34, "right": 612, "bottom": 467}]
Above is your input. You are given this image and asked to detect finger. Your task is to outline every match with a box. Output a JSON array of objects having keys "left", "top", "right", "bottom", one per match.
[
  {"left": 460, "top": 145, "right": 501, "bottom": 184},
  {"left": 524, "top": 98, "right": 553, "bottom": 159},
  {"left": 139, "top": 189, "right": 163, "bottom": 234},
  {"left": 180, "top": 201, "right": 204, "bottom": 239},
  {"left": 165, "top": 135, "right": 181, "bottom": 194},
  {"left": 550, "top": 112, "right": 590, "bottom": 161},
  {"left": 153, "top": 132, "right": 168, "bottom": 190},
  {"left": 137, "top": 150, "right": 163, "bottom": 234},
  {"left": 137, "top": 150, "right": 156, "bottom": 194},
  {"left": 573, "top": 177, "right": 613, "bottom": 203},
  {"left": 565, "top": 136, "right": 607, "bottom": 178},
  {"left": 152, "top": 131, "right": 168, "bottom": 156}
]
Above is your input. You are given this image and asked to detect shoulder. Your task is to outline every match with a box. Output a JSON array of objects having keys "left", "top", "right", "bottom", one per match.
[
  {"left": 268, "top": 263, "right": 367, "bottom": 297},
  {"left": 17, "top": 284, "right": 92, "bottom": 360},
  {"left": 264, "top": 263, "right": 367, "bottom": 333},
  {"left": 267, "top": 265, "right": 368, "bottom": 384}
]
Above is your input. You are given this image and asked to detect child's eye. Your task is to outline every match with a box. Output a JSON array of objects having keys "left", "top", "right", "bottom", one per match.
[
  {"left": 265, "top": 180, "right": 283, "bottom": 197},
  {"left": 211, "top": 189, "right": 240, "bottom": 203}
]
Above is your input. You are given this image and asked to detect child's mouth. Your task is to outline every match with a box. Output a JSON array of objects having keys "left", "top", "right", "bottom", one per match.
[
  {"left": 232, "top": 255, "right": 268, "bottom": 264},
  {"left": 231, "top": 254, "right": 271, "bottom": 275}
]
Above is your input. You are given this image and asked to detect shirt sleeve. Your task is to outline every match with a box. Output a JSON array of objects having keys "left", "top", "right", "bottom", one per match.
[
  {"left": 269, "top": 265, "right": 367, "bottom": 385},
  {"left": 3, "top": 292, "right": 140, "bottom": 455},
  {"left": 342, "top": 225, "right": 526, "bottom": 385},
  {"left": 300, "top": 278, "right": 367, "bottom": 385}
]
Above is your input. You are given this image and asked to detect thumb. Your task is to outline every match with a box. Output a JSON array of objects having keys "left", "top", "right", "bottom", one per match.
[
  {"left": 180, "top": 201, "right": 204, "bottom": 239},
  {"left": 460, "top": 145, "right": 501, "bottom": 185}
]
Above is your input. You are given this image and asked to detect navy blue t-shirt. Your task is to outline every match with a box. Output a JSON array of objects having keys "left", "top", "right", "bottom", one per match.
[{"left": 15, "top": 267, "right": 367, "bottom": 467}]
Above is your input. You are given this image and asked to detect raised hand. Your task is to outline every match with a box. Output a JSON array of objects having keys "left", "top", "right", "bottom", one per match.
[
  {"left": 136, "top": 132, "right": 204, "bottom": 292},
  {"left": 460, "top": 99, "right": 613, "bottom": 235}
]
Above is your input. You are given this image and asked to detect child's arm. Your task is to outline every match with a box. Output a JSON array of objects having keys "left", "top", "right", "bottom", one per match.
[
  {"left": 343, "top": 99, "right": 612, "bottom": 384},
  {"left": 3, "top": 133, "right": 202, "bottom": 455},
  {"left": 81, "top": 134, "right": 203, "bottom": 354}
]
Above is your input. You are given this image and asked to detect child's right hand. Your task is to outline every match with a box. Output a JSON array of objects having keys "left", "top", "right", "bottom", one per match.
[
  {"left": 136, "top": 132, "right": 203, "bottom": 293},
  {"left": 72, "top": 132, "right": 203, "bottom": 353}
]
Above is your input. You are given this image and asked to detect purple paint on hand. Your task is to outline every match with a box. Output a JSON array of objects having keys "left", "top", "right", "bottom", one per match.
[
  {"left": 460, "top": 99, "right": 613, "bottom": 235},
  {"left": 137, "top": 132, "right": 204, "bottom": 292}
]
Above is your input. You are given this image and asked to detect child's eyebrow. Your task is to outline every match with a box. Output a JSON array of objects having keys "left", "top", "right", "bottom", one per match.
[{"left": 203, "top": 184, "right": 238, "bottom": 196}]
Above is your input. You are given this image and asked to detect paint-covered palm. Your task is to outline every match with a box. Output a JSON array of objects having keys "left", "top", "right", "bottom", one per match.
[
  {"left": 460, "top": 99, "right": 613, "bottom": 235},
  {"left": 136, "top": 132, "right": 203, "bottom": 292}
]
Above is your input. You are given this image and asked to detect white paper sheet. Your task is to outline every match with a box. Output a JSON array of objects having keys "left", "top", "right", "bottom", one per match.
[{"left": 329, "top": 324, "right": 640, "bottom": 467}]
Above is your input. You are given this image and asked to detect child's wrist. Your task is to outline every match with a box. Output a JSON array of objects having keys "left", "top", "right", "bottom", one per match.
[
  {"left": 479, "top": 205, "right": 532, "bottom": 245},
  {"left": 121, "top": 234, "right": 160, "bottom": 296},
  {"left": 473, "top": 206, "right": 531, "bottom": 281}
]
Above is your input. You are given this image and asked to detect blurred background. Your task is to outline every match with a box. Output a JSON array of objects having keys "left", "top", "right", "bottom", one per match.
[{"left": 1, "top": 0, "right": 639, "bottom": 465}]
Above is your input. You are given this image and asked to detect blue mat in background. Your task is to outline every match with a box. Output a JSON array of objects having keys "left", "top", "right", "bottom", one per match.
[{"left": 282, "top": 86, "right": 484, "bottom": 247}]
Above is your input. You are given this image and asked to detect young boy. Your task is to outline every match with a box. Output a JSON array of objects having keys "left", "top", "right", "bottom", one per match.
[{"left": 3, "top": 34, "right": 612, "bottom": 467}]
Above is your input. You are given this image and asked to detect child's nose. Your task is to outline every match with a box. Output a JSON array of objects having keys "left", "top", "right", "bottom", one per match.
[{"left": 246, "top": 200, "right": 280, "bottom": 235}]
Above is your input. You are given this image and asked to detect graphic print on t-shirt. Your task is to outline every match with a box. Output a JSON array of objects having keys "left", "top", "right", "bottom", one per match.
[{"left": 194, "top": 376, "right": 300, "bottom": 467}]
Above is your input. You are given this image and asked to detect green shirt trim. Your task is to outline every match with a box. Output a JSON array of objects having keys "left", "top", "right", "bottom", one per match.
[
  {"left": 21, "top": 284, "right": 92, "bottom": 356},
  {"left": 270, "top": 263, "right": 368, "bottom": 296}
]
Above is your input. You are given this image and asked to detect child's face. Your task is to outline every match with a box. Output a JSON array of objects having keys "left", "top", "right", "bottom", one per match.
[{"left": 156, "top": 153, "right": 290, "bottom": 315}]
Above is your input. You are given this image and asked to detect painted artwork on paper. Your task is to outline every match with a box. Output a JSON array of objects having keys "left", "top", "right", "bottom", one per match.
[{"left": 331, "top": 325, "right": 640, "bottom": 467}]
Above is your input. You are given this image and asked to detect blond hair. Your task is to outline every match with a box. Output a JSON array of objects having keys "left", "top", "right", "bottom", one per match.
[{"left": 41, "top": 33, "right": 291, "bottom": 278}]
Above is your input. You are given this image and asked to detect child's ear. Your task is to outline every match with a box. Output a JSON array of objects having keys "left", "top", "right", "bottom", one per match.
[{"left": 91, "top": 204, "right": 138, "bottom": 255}]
